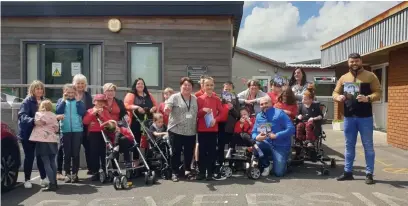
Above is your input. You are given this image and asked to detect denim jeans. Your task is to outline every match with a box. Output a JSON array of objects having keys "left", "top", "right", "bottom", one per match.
[
  {"left": 41, "top": 154, "right": 57, "bottom": 185},
  {"left": 256, "top": 141, "right": 291, "bottom": 177},
  {"left": 344, "top": 116, "right": 375, "bottom": 174}
]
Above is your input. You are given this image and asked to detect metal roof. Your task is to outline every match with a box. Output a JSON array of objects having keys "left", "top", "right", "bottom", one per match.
[
  {"left": 235, "top": 47, "right": 286, "bottom": 68},
  {"left": 286, "top": 64, "right": 321, "bottom": 68}
]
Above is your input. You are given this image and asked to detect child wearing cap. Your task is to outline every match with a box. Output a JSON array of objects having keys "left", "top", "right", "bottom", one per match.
[
  {"left": 267, "top": 76, "right": 285, "bottom": 106},
  {"left": 83, "top": 94, "right": 113, "bottom": 181}
]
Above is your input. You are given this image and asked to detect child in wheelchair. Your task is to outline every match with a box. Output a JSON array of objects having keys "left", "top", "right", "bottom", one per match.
[
  {"left": 225, "top": 108, "right": 263, "bottom": 159},
  {"left": 295, "top": 84, "right": 323, "bottom": 148},
  {"left": 149, "top": 113, "right": 168, "bottom": 140}
]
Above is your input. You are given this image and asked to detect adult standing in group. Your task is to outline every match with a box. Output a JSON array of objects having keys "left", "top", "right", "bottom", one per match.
[
  {"left": 288, "top": 68, "right": 309, "bottom": 103},
  {"left": 124, "top": 78, "right": 157, "bottom": 160},
  {"left": 237, "top": 79, "right": 267, "bottom": 116},
  {"left": 333, "top": 53, "right": 381, "bottom": 185},
  {"left": 18, "top": 80, "right": 48, "bottom": 188},
  {"left": 103, "top": 83, "right": 126, "bottom": 122},
  {"left": 164, "top": 77, "right": 198, "bottom": 182},
  {"left": 72, "top": 74, "right": 93, "bottom": 175}
]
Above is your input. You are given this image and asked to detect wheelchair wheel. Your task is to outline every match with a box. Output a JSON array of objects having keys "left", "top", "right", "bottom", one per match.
[
  {"left": 247, "top": 167, "right": 261, "bottom": 180},
  {"left": 113, "top": 176, "right": 121, "bottom": 190},
  {"left": 99, "top": 171, "right": 106, "bottom": 183},
  {"left": 221, "top": 166, "right": 233, "bottom": 178},
  {"left": 107, "top": 171, "right": 114, "bottom": 182},
  {"left": 121, "top": 176, "right": 129, "bottom": 189},
  {"left": 144, "top": 171, "right": 157, "bottom": 185},
  {"left": 330, "top": 158, "right": 336, "bottom": 168}
]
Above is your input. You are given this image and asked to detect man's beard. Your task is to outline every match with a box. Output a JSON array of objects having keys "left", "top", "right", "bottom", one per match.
[{"left": 349, "top": 65, "right": 361, "bottom": 70}]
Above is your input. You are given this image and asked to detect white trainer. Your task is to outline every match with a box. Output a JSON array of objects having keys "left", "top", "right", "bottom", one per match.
[
  {"left": 261, "top": 165, "right": 271, "bottom": 177},
  {"left": 40, "top": 178, "right": 49, "bottom": 187},
  {"left": 24, "top": 181, "right": 32, "bottom": 189}
]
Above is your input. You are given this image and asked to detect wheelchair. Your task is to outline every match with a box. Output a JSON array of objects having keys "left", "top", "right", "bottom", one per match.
[{"left": 290, "top": 103, "right": 336, "bottom": 175}]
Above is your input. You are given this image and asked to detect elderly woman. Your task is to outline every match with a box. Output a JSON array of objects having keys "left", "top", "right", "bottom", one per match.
[
  {"left": 237, "top": 79, "right": 267, "bottom": 116},
  {"left": 18, "top": 80, "right": 48, "bottom": 188},
  {"left": 164, "top": 77, "right": 198, "bottom": 182},
  {"left": 124, "top": 78, "right": 157, "bottom": 161},
  {"left": 288, "top": 68, "right": 310, "bottom": 103}
]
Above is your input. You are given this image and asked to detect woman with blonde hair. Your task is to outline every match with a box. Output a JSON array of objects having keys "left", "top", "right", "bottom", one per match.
[
  {"left": 18, "top": 80, "right": 51, "bottom": 188},
  {"left": 72, "top": 74, "right": 93, "bottom": 174}
]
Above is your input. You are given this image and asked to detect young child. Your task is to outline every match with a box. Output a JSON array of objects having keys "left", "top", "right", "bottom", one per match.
[
  {"left": 29, "top": 100, "right": 59, "bottom": 191},
  {"left": 267, "top": 76, "right": 285, "bottom": 106},
  {"left": 296, "top": 84, "right": 323, "bottom": 147},
  {"left": 197, "top": 76, "right": 226, "bottom": 181},
  {"left": 55, "top": 84, "right": 85, "bottom": 183},
  {"left": 83, "top": 94, "right": 113, "bottom": 181},
  {"left": 274, "top": 86, "right": 298, "bottom": 120},
  {"left": 106, "top": 120, "right": 134, "bottom": 168},
  {"left": 158, "top": 87, "right": 174, "bottom": 126},
  {"left": 225, "top": 107, "right": 263, "bottom": 158},
  {"left": 150, "top": 113, "right": 168, "bottom": 139}
]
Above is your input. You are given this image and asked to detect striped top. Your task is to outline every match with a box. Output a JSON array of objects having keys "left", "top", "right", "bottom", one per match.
[{"left": 165, "top": 92, "right": 198, "bottom": 136}]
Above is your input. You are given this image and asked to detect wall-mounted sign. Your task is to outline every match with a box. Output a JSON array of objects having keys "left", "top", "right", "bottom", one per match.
[
  {"left": 108, "top": 18, "right": 121, "bottom": 33},
  {"left": 71, "top": 62, "right": 81, "bottom": 76},
  {"left": 187, "top": 66, "right": 208, "bottom": 83},
  {"left": 52, "top": 62, "right": 62, "bottom": 77},
  {"left": 314, "top": 76, "right": 336, "bottom": 84}
]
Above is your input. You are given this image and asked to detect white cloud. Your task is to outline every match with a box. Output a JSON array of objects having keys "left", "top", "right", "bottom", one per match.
[
  {"left": 237, "top": 1, "right": 400, "bottom": 63},
  {"left": 243, "top": 1, "right": 256, "bottom": 8}
]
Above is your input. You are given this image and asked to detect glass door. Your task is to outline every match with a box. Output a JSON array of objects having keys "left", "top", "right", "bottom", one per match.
[{"left": 40, "top": 44, "right": 89, "bottom": 102}]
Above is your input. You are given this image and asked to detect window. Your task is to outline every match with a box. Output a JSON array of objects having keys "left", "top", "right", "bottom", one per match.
[{"left": 128, "top": 43, "right": 162, "bottom": 89}]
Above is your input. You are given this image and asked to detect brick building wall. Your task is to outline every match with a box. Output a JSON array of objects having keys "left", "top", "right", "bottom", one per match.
[{"left": 387, "top": 47, "right": 408, "bottom": 150}]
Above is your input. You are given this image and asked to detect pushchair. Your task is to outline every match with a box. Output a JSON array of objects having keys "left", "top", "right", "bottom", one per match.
[
  {"left": 291, "top": 103, "right": 336, "bottom": 175},
  {"left": 132, "top": 110, "right": 172, "bottom": 181},
  {"left": 95, "top": 115, "right": 153, "bottom": 189}
]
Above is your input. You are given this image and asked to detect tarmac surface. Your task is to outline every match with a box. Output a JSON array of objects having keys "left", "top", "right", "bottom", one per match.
[{"left": 2, "top": 125, "right": 408, "bottom": 206}]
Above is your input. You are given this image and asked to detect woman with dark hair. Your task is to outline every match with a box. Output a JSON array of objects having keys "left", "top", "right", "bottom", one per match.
[
  {"left": 124, "top": 78, "right": 158, "bottom": 161},
  {"left": 164, "top": 77, "right": 198, "bottom": 182},
  {"left": 288, "top": 68, "right": 309, "bottom": 102}
]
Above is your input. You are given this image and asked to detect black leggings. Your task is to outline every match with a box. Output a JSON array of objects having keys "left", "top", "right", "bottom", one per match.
[
  {"left": 88, "top": 132, "right": 106, "bottom": 174},
  {"left": 169, "top": 131, "right": 195, "bottom": 175},
  {"left": 198, "top": 132, "right": 218, "bottom": 175},
  {"left": 130, "top": 119, "right": 142, "bottom": 159},
  {"left": 114, "top": 135, "right": 132, "bottom": 162}
]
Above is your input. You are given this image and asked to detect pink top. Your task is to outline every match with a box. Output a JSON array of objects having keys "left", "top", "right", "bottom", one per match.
[{"left": 29, "top": 111, "right": 59, "bottom": 143}]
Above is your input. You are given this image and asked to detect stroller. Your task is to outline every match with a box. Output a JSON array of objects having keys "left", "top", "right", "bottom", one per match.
[
  {"left": 95, "top": 115, "right": 155, "bottom": 189},
  {"left": 132, "top": 110, "right": 172, "bottom": 181}
]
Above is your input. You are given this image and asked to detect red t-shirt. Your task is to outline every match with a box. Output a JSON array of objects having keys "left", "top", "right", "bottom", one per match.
[
  {"left": 274, "top": 102, "right": 298, "bottom": 120},
  {"left": 158, "top": 102, "right": 169, "bottom": 125},
  {"left": 233, "top": 117, "right": 255, "bottom": 134},
  {"left": 197, "top": 93, "right": 226, "bottom": 132},
  {"left": 106, "top": 100, "right": 121, "bottom": 121},
  {"left": 267, "top": 92, "right": 279, "bottom": 106}
]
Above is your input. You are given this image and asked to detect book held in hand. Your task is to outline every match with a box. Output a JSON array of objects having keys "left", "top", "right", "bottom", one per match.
[
  {"left": 221, "top": 91, "right": 233, "bottom": 102},
  {"left": 257, "top": 122, "right": 272, "bottom": 134},
  {"left": 343, "top": 82, "right": 360, "bottom": 99},
  {"left": 204, "top": 112, "right": 214, "bottom": 128}
]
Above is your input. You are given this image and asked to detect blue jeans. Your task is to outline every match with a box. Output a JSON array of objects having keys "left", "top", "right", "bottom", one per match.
[
  {"left": 344, "top": 116, "right": 375, "bottom": 174},
  {"left": 256, "top": 141, "right": 290, "bottom": 177},
  {"left": 41, "top": 154, "right": 57, "bottom": 185}
]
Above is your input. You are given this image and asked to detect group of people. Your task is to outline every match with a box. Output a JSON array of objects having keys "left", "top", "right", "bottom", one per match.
[{"left": 17, "top": 52, "right": 381, "bottom": 192}]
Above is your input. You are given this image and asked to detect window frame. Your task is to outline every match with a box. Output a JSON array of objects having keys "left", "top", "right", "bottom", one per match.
[
  {"left": 371, "top": 62, "right": 388, "bottom": 103},
  {"left": 126, "top": 42, "right": 163, "bottom": 90}
]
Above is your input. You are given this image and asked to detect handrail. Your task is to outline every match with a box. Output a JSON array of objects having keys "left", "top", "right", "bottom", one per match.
[{"left": 0, "top": 84, "right": 162, "bottom": 92}]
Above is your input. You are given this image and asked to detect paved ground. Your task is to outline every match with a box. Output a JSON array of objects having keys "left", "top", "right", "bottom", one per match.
[{"left": 2, "top": 125, "right": 408, "bottom": 206}]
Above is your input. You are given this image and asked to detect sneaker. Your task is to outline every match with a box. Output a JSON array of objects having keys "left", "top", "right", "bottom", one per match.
[
  {"left": 64, "top": 175, "right": 72, "bottom": 183},
  {"left": 72, "top": 174, "right": 79, "bottom": 183},
  {"left": 225, "top": 148, "right": 233, "bottom": 159},
  {"left": 42, "top": 183, "right": 57, "bottom": 192},
  {"left": 171, "top": 174, "right": 179, "bottom": 182},
  {"left": 40, "top": 178, "right": 49, "bottom": 187},
  {"left": 261, "top": 165, "right": 271, "bottom": 177},
  {"left": 336, "top": 172, "right": 354, "bottom": 181},
  {"left": 24, "top": 180, "right": 32, "bottom": 189},
  {"left": 57, "top": 172, "right": 65, "bottom": 181},
  {"left": 365, "top": 174, "right": 375, "bottom": 185}
]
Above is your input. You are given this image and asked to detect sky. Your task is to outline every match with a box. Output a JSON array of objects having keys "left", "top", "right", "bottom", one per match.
[{"left": 237, "top": 1, "right": 401, "bottom": 63}]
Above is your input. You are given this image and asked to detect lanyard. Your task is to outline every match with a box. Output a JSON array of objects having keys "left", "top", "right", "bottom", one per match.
[{"left": 180, "top": 94, "right": 191, "bottom": 112}]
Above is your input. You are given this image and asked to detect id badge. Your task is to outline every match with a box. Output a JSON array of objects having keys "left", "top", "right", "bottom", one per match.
[{"left": 186, "top": 112, "right": 192, "bottom": 119}]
